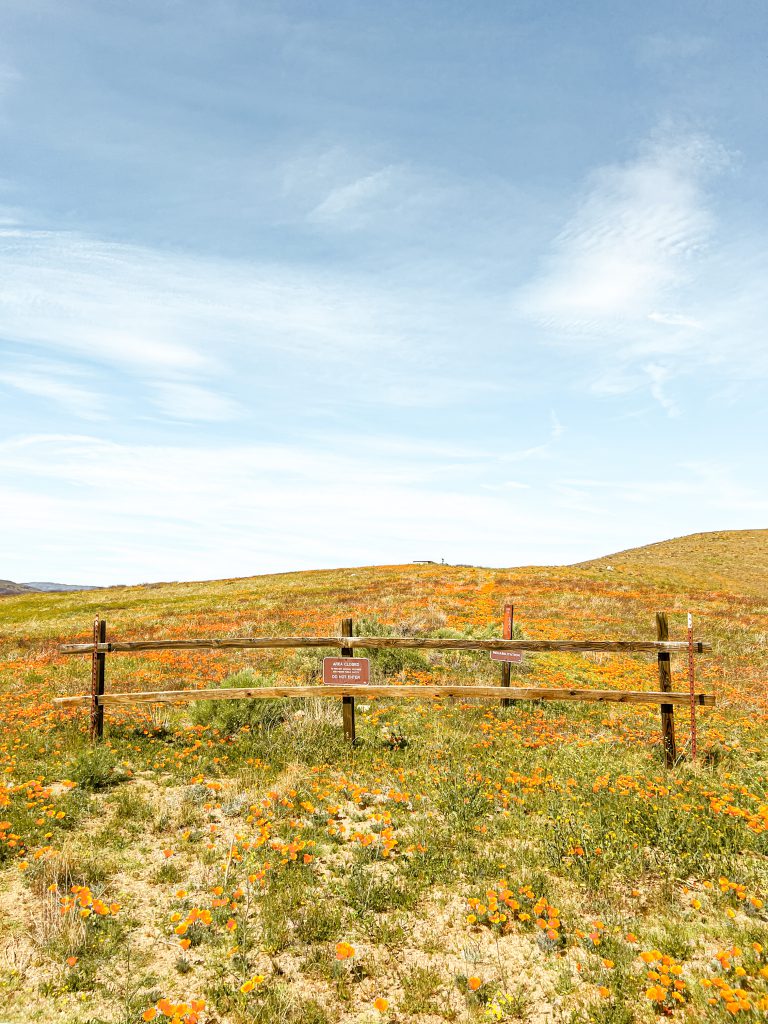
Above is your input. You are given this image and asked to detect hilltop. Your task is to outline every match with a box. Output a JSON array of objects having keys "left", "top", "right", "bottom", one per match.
[{"left": 577, "top": 528, "right": 768, "bottom": 596}]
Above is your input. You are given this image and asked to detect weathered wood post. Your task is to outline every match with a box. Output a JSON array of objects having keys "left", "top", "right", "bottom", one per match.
[
  {"left": 687, "top": 612, "right": 697, "bottom": 762},
  {"left": 90, "top": 617, "right": 107, "bottom": 742},
  {"left": 656, "top": 611, "right": 676, "bottom": 768},
  {"left": 341, "top": 617, "right": 355, "bottom": 742},
  {"left": 500, "top": 602, "right": 514, "bottom": 708}
]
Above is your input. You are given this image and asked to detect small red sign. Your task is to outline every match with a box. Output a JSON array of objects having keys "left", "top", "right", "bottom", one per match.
[
  {"left": 323, "top": 657, "right": 370, "bottom": 684},
  {"left": 490, "top": 650, "right": 524, "bottom": 664}
]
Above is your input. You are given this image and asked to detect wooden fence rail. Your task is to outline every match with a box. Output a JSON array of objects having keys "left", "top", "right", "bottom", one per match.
[
  {"left": 56, "top": 684, "right": 715, "bottom": 708},
  {"left": 60, "top": 637, "right": 706, "bottom": 655},
  {"left": 54, "top": 610, "right": 714, "bottom": 766}
]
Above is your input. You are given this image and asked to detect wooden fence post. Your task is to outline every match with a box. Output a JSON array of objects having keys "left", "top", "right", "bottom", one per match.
[
  {"left": 501, "top": 602, "right": 514, "bottom": 709},
  {"left": 341, "top": 617, "right": 355, "bottom": 742},
  {"left": 90, "top": 617, "right": 107, "bottom": 742},
  {"left": 656, "top": 611, "right": 676, "bottom": 768}
]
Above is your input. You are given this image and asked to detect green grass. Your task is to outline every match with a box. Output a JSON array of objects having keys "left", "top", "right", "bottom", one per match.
[{"left": 1, "top": 531, "right": 767, "bottom": 1022}]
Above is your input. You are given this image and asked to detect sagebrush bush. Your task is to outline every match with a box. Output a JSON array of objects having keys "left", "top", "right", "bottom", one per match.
[
  {"left": 190, "top": 669, "right": 290, "bottom": 733},
  {"left": 66, "top": 746, "right": 128, "bottom": 790},
  {"left": 354, "top": 614, "right": 430, "bottom": 677}
]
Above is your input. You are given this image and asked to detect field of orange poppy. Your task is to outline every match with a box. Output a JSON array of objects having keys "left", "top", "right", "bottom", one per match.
[{"left": 0, "top": 529, "right": 766, "bottom": 1023}]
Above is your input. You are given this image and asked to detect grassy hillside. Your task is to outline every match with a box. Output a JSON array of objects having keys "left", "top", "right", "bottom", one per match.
[
  {"left": 0, "top": 533, "right": 766, "bottom": 1024},
  {"left": 579, "top": 529, "right": 768, "bottom": 596}
]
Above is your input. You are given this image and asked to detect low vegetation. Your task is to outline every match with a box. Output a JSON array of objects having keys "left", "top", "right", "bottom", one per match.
[{"left": 0, "top": 531, "right": 766, "bottom": 1022}]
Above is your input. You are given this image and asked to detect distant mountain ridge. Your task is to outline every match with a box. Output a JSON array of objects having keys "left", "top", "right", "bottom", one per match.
[{"left": 0, "top": 580, "right": 99, "bottom": 596}]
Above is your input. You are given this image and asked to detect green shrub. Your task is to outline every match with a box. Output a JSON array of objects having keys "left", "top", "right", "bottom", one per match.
[
  {"left": 111, "top": 786, "right": 153, "bottom": 820},
  {"left": 354, "top": 615, "right": 430, "bottom": 677},
  {"left": 67, "top": 746, "right": 129, "bottom": 790},
  {"left": 190, "top": 669, "right": 290, "bottom": 733},
  {"left": 401, "top": 965, "right": 443, "bottom": 1015},
  {"left": 430, "top": 620, "right": 525, "bottom": 640}
]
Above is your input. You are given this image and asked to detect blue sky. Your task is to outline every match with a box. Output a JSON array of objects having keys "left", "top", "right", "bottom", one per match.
[{"left": 0, "top": 1, "right": 766, "bottom": 585}]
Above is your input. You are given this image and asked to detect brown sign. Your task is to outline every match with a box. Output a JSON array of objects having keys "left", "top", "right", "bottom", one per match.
[
  {"left": 490, "top": 650, "right": 524, "bottom": 664},
  {"left": 323, "top": 657, "right": 370, "bottom": 684}
]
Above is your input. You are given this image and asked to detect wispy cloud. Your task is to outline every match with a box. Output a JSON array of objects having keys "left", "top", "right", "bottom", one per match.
[
  {"left": 149, "top": 381, "right": 244, "bottom": 422},
  {"left": 0, "top": 433, "right": 580, "bottom": 583},
  {"left": 644, "top": 362, "right": 680, "bottom": 417},
  {"left": 0, "top": 225, "right": 404, "bottom": 366},
  {"left": 2, "top": 433, "right": 758, "bottom": 584},
  {"left": 0, "top": 357, "right": 106, "bottom": 419},
  {"left": 519, "top": 131, "right": 729, "bottom": 335},
  {"left": 559, "top": 464, "right": 768, "bottom": 513},
  {"left": 372, "top": 376, "right": 501, "bottom": 409},
  {"left": 499, "top": 412, "right": 565, "bottom": 462},
  {"left": 589, "top": 361, "right": 681, "bottom": 417},
  {"left": 514, "top": 128, "right": 768, "bottom": 412},
  {"left": 0, "top": 222, "right": 421, "bottom": 426},
  {"left": 309, "top": 167, "right": 399, "bottom": 226},
  {"left": 282, "top": 147, "right": 455, "bottom": 234}
]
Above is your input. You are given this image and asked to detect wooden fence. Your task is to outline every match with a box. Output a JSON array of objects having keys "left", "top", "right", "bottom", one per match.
[{"left": 54, "top": 607, "right": 712, "bottom": 766}]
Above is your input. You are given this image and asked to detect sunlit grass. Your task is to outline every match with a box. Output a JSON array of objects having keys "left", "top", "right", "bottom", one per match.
[{"left": 1, "top": 534, "right": 767, "bottom": 1021}]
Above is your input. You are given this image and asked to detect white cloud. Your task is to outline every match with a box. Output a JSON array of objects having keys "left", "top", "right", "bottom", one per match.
[
  {"left": 0, "top": 433, "right": 581, "bottom": 583},
  {"left": 0, "top": 433, "right": 761, "bottom": 584},
  {"left": 149, "top": 382, "right": 244, "bottom": 422},
  {"left": 514, "top": 129, "right": 768, "bottom": 410},
  {"left": 309, "top": 167, "right": 398, "bottom": 226},
  {"left": 373, "top": 377, "right": 500, "bottom": 409},
  {"left": 0, "top": 224, "right": 407, "bottom": 380},
  {"left": 643, "top": 362, "right": 680, "bottom": 417},
  {"left": 559, "top": 468, "right": 768, "bottom": 513},
  {"left": 0, "top": 359, "right": 106, "bottom": 419},
  {"left": 647, "top": 311, "right": 703, "bottom": 329},
  {"left": 499, "top": 413, "right": 565, "bottom": 462},
  {"left": 282, "top": 147, "right": 454, "bottom": 234},
  {"left": 481, "top": 480, "right": 529, "bottom": 492},
  {"left": 589, "top": 361, "right": 681, "bottom": 417},
  {"left": 519, "top": 132, "right": 728, "bottom": 335},
  {"left": 0, "top": 222, "right": 438, "bottom": 429}
]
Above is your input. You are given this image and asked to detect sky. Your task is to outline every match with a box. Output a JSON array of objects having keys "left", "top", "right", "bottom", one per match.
[{"left": 0, "top": 0, "right": 766, "bottom": 586}]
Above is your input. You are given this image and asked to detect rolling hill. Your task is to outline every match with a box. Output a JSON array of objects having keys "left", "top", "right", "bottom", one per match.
[
  {"left": 0, "top": 579, "right": 35, "bottom": 596},
  {"left": 0, "top": 530, "right": 766, "bottom": 1024},
  {"left": 0, "top": 579, "right": 98, "bottom": 596},
  {"left": 577, "top": 528, "right": 768, "bottom": 595}
]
